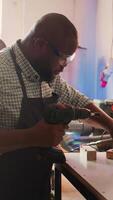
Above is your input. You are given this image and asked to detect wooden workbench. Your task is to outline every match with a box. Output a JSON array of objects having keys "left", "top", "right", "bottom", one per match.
[{"left": 55, "top": 152, "right": 113, "bottom": 200}]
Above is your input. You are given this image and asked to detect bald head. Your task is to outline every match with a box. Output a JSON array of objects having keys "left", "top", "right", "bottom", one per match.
[{"left": 30, "top": 13, "right": 78, "bottom": 55}]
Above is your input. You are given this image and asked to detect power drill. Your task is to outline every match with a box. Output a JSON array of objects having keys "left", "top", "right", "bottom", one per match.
[
  {"left": 43, "top": 104, "right": 98, "bottom": 124},
  {"left": 42, "top": 104, "right": 99, "bottom": 164}
]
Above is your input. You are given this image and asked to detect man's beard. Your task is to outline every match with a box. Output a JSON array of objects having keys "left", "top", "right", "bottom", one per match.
[{"left": 37, "top": 65, "right": 55, "bottom": 82}]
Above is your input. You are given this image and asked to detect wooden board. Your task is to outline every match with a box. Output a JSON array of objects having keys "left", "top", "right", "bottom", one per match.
[
  {"left": 106, "top": 149, "right": 113, "bottom": 159},
  {"left": 80, "top": 145, "right": 96, "bottom": 161}
]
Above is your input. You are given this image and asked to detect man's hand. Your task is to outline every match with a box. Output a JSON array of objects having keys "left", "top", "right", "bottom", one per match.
[
  {"left": 30, "top": 120, "right": 68, "bottom": 147},
  {"left": 86, "top": 102, "right": 113, "bottom": 138}
]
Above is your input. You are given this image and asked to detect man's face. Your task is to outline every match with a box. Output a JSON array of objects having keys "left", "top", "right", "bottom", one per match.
[{"left": 34, "top": 38, "right": 76, "bottom": 82}]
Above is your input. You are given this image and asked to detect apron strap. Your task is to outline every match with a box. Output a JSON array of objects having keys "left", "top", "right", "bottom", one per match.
[{"left": 10, "top": 47, "right": 28, "bottom": 99}]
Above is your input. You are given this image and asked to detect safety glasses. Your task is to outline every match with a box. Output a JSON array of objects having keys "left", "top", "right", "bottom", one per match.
[{"left": 46, "top": 40, "right": 76, "bottom": 65}]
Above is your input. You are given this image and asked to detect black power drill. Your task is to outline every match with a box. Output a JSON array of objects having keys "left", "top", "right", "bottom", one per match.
[
  {"left": 43, "top": 104, "right": 98, "bottom": 124},
  {"left": 42, "top": 104, "right": 99, "bottom": 163}
]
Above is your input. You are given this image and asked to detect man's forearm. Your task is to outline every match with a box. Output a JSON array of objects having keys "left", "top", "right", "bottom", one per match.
[
  {"left": 0, "top": 128, "right": 32, "bottom": 154},
  {"left": 0, "top": 120, "right": 66, "bottom": 154},
  {"left": 85, "top": 102, "right": 113, "bottom": 137}
]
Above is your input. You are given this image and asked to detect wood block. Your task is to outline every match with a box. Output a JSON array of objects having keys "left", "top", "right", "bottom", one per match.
[
  {"left": 80, "top": 145, "right": 96, "bottom": 161},
  {"left": 106, "top": 149, "right": 113, "bottom": 159}
]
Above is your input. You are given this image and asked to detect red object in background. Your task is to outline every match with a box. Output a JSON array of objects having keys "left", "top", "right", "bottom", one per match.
[
  {"left": 100, "top": 80, "right": 107, "bottom": 87},
  {"left": 111, "top": 105, "right": 113, "bottom": 111},
  {"left": 100, "top": 59, "right": 113, "bottom": 88},
  {"left": 100, "top": 72, "right": 107, "bottom": 87}
]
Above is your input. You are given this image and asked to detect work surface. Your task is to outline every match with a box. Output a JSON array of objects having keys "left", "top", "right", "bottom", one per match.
[{"left": 62, "top": 152, "right": 113, "bottom": 200}]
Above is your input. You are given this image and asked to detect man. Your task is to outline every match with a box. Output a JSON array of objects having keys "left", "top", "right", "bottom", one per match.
[{"left": 0, "top": 13, "right": 113, "bottom": 199}]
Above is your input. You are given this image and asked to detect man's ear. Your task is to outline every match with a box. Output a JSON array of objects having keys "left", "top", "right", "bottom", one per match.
[
  {"left": 33, "top": 38, "right": 49, "bottom": 57},
  {"left": 32, "top": 38, "right": 46, "bottom": 48}
]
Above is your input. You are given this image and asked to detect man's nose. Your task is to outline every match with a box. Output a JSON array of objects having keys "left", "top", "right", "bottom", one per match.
[
  {"left": 59, "top": 58, "right": 67, "bottom": 66},
  {"left": 60, "top": 64, "right": 67, "bottom": 72}
]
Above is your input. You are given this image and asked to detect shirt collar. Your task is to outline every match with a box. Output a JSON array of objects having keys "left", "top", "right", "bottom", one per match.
[{"left": 12, "top": 40, "right": 40, "bottom": 82}]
